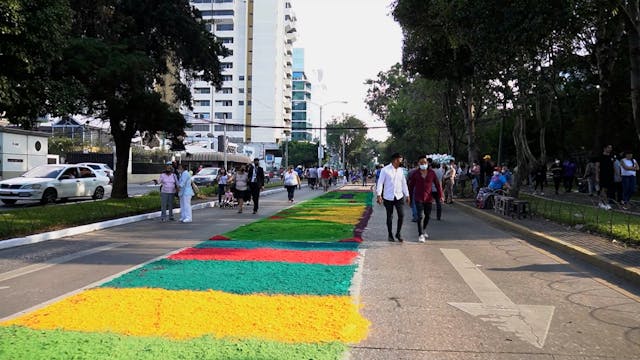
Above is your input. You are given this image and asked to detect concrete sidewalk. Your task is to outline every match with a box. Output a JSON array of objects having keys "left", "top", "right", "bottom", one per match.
[{"left": 454, "top": 198, "right": 640, "bottom": 286}]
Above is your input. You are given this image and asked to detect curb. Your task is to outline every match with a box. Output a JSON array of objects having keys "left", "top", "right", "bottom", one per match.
[
  {"left": 454, "top": 201, "right": 640, "bottom": 286},
  {"left": 0, "top": 187, "right": 289, "bottom": 251}
]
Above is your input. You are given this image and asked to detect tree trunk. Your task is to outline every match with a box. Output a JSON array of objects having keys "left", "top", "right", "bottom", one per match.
[
  {"left": 628, "top": 19, "right": 640, "bottom": 143},
  {"left": 458, "top": 81, "right": 478, "bottom": 166},
  {"left": 512, "top": 113, "right": 537, "bottom": 198},
  {"left": 110, "top": 117, "right": 134, "bottom": 199}
]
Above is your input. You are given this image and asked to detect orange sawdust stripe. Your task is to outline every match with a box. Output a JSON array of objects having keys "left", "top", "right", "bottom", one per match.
[
  {"left": 168, "top": 247, "right": 358, "bottom": 265},
  {"left": 2, "top": 288, "right": 370, "bottom": 344}
]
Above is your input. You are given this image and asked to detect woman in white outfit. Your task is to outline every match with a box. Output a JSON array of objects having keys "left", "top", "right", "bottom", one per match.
[{"left": 178, "top": 164, "right": 194, "bottom": 223}]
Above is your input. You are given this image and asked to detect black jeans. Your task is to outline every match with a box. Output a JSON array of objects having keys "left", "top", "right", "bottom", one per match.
[
  {"left": 415, "top": 201, "right": 433, "bottom": 235},
  {"left": 217, "top": 183, "right": 226, "bottom": 203},
  {"left": 249, "top": 182, "right": 261, "bottom": 211},
  {"left": 431, "top": 192, "right": 442, "bottom": 220},
  {"left": 285, "top": 185, "right": 296, "bottom": 200},
  {"left": 383, "top": 197, "right": 405, "bottom": 237}
]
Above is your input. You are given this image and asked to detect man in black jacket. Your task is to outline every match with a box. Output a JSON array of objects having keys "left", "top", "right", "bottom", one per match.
[{"left": 247, "top": 158, "right": 265, "bottom": 214}]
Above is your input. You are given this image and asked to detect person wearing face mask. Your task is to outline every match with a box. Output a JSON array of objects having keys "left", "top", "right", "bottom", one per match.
[
  {"left": 488, "top": 167, "right": 509, "bottom": 191},
  {"left": 549, "top": 159, "right": 563, "bottom": 195},
  {"left": 157, "top": 163, "right": 179, "bottom": 222},
  {"left": 376, "top": 153, "right": 410, "bottom": 242},
  {"left": 177, "top": 164, "right": 194, "bottom": 223},
  {"left": 231, "top": 165, "right": 250, "bottom": 213},
  {"left": 408, "top": 156, "right": 443, "bottom": 242},
  {"left": 247, "top": 158, "right": 265, "bottom": 214}
]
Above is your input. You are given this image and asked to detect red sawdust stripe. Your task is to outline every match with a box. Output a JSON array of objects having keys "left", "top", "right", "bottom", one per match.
[{"left": 168, "top": 247, "right": 358, "bottom": 265}]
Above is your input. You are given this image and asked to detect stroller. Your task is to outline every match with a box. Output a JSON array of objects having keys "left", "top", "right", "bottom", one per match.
[{"left": 220, "top": 188, "right": 238, "bottom": 208}]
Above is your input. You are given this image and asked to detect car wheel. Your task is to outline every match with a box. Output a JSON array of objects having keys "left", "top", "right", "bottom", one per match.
[
  {"left": 41, "top": 188, "right": 57, "bottom": 205},
  {"left": 1, "top": 199, "right": 17, "bottom": 205},
  {"left": 92, "top": 186, "right": 105, "bottom": 200}
]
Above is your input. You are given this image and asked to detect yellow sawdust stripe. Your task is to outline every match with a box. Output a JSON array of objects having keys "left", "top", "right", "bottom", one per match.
[
  {"left": 2, "top": 288, "right": 369, "bottom": 343},
  {"left": 288, "top": 206, "right": 366, "bottom": 225}
]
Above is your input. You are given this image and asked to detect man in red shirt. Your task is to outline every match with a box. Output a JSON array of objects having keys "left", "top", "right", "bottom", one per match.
[
  {"left": 408, "top": 156, "right": 443, "bottom": 242},
  {"left": 321, "top": 166, "right": 331, "bottom": 191}
]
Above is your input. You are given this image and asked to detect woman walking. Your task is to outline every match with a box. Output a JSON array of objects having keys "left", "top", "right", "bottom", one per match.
[
  {"left": 283, "top": 166, "right": 300, "bottom": 202},
  {"left": 216, "top": 169, "right": 229, "bottom": 206},
  {"left": 177, "top": 164, "right": 194, "bottom": 223},
  {"left": 620, "top": 151, "right": 639, "bottom": 209},
  {"left": 232, "top": 165, "right": 250, "bottom": 213},
  {"left": 157, "top": 163, "right": 179, "bottom": 222}
]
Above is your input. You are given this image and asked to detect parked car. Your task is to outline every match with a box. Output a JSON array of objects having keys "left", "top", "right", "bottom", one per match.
[
  {"left": 0, "top": 164, "right": 111, "bottom": 205},
  {"left": 192, "top": 167, "right": 220, "bottom": 186},
  {"left": 76, "top": 162, "right": 114, "bottom": 183}
]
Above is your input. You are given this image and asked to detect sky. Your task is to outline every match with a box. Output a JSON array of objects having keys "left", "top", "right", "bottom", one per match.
[{"left": 293, "top": 0, "right": 403, "bottom": 142}]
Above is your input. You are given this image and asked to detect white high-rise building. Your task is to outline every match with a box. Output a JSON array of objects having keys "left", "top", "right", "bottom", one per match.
[{"left": 186, "top": 0, "right": 297, "bottom": 159}]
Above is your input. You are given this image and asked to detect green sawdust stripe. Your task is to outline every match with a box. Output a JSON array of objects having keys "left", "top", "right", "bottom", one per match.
[
  {"left": 196, "top": 240, "right": 360, "bottom": 251},
  {"left": 0, "top": 326, "right": 347, "bottom": 360},
  {"left": 101, "top": 259, "right": 357, "bottom": 295},
  {"left": 223, "top": 218, "right": 354, "bottom": 242}
]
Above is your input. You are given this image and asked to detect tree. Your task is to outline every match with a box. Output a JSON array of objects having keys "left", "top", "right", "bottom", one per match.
[
  {"left": 325, "top": 115, "right": 368, "bottom": 168},
  {"left": 62, "top": 0, "right": 229, "bottom": 198},
  {"left": 280, "top": 141, "right": 318, "bottom": 169},
  {"left": 0, "top": 0, "right": 74, "bottom": 128}
]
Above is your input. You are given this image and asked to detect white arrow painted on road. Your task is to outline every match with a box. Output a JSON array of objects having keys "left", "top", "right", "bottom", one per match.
[{"left": 440, "top": 248, "right": 555, "bottom": 349}]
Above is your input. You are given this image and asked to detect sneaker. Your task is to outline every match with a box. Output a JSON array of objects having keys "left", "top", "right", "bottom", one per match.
[
  {"left": 418, "top": 234, "right": 425, "bottom": 243},
  {"left": 396, "top": 234, "right": 404, "bottom": 242},
  {"left": 598, "top": 203, "right": 608, "bottom": 210},
  {"left": 387, "top": 235, "right": 395, "bottom": 242},
  {"left": 160, "top": 218, "right": 166, "bottom": 223}
]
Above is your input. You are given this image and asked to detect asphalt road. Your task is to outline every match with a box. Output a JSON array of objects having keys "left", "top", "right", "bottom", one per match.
[
  {"left": 352, "top": 201, "right": 640, "bottom": 359},
  {"left": 0, "top": 188, "right": 638, "bottom": 359}
]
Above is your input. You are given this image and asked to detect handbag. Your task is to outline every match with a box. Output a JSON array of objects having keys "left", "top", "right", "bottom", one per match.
[{"left": 191, "top": 181, "right": 200, "bottom": 194}]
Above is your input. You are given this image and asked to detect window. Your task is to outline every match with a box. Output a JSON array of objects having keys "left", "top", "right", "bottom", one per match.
[
  {"left": 292, "top": 112, "right": 307, "bottom": 121},
  {"left": 215, "top": 100, "right": 232, "bottom": 106},
  {"left": 190, "top": 124, "right": 210, "bottom": 131},
  {"left": 214, "top": 112, "right": 232, "bottom": 119},
  {"left": 219, "top": 37, "right": 234, "bottom": 44},
  {"left": 194, "top": 87, "right": 211, "bottom": 94},
  {"left": 194, "top": 113, "right": 211, "bottom": 119},
  {"left": 293, "top": 92, "right": 305, "bottom": 101},
  {"left": 219, "top": 87, "right": 232, "bottom": 94},
  {"left": 216, "top": 23, "right": 234, "bottom": 31},
  {"left": 222, "top": 75, "right": 232, "bottom": 81},
  {"left": 292, "top": 102, "right": 306, "bottom": 111},
  {"left": 201, "top": 10, "right": 234, "bottom": 17},
  {"left": 239, "top": 100, "right": 244, "bottom": 106},
  {"left": 239, "top": 88, "right": 244, "bottom": 94},
  {"left": 239, "top": 75, "right": 245, "bottom": 81},
  {"left": 221, "top": 62, "right": 233, "bottom": 70},
  {"left": 292, "top": 82, "right": 304, "bottom": 90},
  {"left": 193, "top": 100, "right": 210, "bottom": 107},
  {"left": 214, "top": 124, "right": 244, "bottom": 132}
]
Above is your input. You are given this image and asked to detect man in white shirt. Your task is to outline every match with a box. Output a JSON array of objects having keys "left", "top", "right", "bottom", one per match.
[{"left": 376, "top": 152, "right": 410, "bottom": 242}]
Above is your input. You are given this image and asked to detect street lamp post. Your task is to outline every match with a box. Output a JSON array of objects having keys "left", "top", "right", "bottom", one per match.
[{"left": 311, "top": 100, "right": 348, "bottom": 168}]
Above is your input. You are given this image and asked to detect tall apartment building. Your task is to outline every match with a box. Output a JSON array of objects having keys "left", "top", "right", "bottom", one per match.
[
  {"left": 291, "top": 48, "right": 313, "bottom": 141},
  {"left": 186, "top": 0, "right": 297, "bottom": 157}
]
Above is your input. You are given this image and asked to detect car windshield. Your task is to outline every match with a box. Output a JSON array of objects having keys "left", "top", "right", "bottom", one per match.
[
  {"left": 197, "top": 168, "right": 218, "bottom": 176},
  {"left": 22, "top": 166, "right": 65, "bottom": 178}
]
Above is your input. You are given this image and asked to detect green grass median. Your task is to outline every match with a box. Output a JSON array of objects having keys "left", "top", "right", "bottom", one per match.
[
  {"left": 0, "top": 194, "right": 167, "bottom": 241},
  {"left": 522, "top": 194, "right": 640, "bottom": 245}
]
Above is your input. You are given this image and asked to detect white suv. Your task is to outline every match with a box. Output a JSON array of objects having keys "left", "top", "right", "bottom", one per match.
[{"left": 76, "top": 163, "right": 114, "bottom": 183}]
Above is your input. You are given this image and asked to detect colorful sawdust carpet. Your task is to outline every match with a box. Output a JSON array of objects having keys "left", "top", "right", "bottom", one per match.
[{"left": 0, "top": 190, "right": 374, "bottom": 359}]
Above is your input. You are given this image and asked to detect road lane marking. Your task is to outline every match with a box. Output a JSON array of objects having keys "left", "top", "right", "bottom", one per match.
[
  {"left": 0, "top": 243, "right": 127, "bottom": 283},
  {"left": 0, "top": 286, "right": 9, "bottom": 290},
  {"left": 441, "top": 248, "right": 555, "bottom": 349}
]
